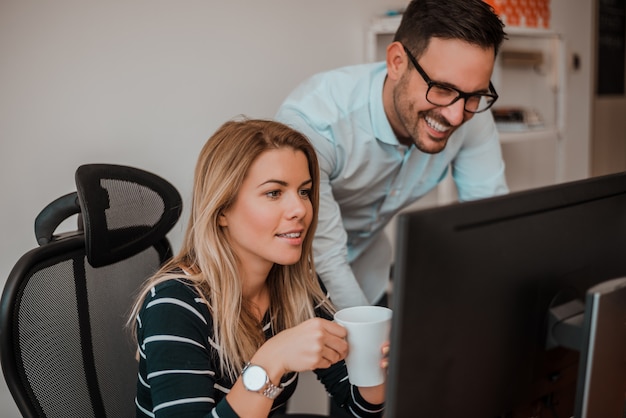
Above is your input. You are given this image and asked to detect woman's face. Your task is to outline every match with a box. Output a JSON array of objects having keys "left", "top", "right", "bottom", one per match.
[{"left": 219, "top": 147, "right": 313, "bottom": 277}]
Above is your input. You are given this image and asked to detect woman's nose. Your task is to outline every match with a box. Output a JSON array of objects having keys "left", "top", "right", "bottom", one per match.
[{"left": 285, "top": 192, "right": 307, "bottom": 219}]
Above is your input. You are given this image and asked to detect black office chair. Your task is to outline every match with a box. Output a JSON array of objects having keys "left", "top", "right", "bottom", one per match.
[{"left": 0, "top": 164, "right": 182, "bottom": 418}]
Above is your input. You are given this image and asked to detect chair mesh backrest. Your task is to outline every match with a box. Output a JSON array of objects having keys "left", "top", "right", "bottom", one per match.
[
  {"left": 2, "top": 164, "right": 182, "bottom": 418},
  {"left": 18, "top": 249, "right": 93, "bottom": 417},
  {"left": 16, "top": 244, "right": 166, "bottom": 418}
]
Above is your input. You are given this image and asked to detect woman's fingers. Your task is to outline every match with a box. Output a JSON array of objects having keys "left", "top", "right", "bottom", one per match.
[
  {"left": 272, "top": 318, "right": 349, "bottom": 372},
  {"left": 381, "top": 342, "right": 390, "bottom": 369}
]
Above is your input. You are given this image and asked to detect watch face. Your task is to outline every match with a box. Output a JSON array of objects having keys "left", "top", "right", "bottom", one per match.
[{"left": 243, "top": 364, "right": 267, "bottom": 392}]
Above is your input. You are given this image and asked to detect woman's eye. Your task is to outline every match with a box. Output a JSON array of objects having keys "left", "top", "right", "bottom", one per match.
[
  {"left": 299, "top": 189, "right": 312, "bottom": 199},
  {"left": 266, "top": 190, "right": 281, "bottom": 199}
]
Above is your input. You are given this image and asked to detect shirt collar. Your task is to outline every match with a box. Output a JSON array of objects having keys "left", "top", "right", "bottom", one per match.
[{"left": 370, "top": 64, "right": 398, "bottom": 146}]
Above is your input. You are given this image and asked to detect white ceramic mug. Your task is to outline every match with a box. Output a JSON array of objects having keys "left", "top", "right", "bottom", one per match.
[{"left": 334, "top": 305, "right": 392, "bottom": 387}]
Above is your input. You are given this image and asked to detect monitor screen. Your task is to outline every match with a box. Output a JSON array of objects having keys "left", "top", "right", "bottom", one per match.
[{"left": 387, "top": 171, "right": 626, "bottom": 417}]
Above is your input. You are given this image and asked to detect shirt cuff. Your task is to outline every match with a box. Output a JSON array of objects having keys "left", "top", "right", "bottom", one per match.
[
  {"left": 351, "top": 385, "right": 385, "bottom": 416},
  {"left": 213, "top": 398, "right": 240, "bottom": 418}
]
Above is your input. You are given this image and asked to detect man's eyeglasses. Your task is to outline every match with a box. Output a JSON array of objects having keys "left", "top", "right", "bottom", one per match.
[{"left": 402, "top": 45, "right": 498, "bottom": 114}]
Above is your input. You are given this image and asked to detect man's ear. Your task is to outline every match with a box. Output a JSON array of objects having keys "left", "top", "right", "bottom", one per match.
[{"left": 386, "top": 41, "right": 408, "bottom": 82}]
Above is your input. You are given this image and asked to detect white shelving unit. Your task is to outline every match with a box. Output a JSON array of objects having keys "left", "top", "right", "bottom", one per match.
[
  {"left": 366, "top": 15, "right": 403, "bottom": 63},
  {"left": 366, "top": 16, "right": 567, "bottom": 197},
  {"left": 493, "top": 27, "right": 567, "bottom": 191}
]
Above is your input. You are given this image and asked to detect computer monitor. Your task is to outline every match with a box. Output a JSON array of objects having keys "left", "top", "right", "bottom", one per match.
[{"left": 387, "top": 171, "right": 626, "bottom": 418}]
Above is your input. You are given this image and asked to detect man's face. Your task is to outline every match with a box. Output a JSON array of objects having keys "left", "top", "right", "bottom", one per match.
[{"left": 391, "top": 38, "right": 495, "bottom": 154}]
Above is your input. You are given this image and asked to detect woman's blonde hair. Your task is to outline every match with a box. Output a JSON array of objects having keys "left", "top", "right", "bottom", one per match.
[{"left": 128, "top": 118, "right": 331, "bottom": 380}]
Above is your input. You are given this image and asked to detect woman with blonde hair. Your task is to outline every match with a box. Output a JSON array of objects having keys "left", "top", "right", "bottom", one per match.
[{"left": 128, "top": 118, "right": 386, "bottom": 417}]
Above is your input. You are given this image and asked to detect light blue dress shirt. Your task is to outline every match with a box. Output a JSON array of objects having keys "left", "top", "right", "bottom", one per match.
[{"left": 276, "top": 62, "right": 508, "bottom": 309}]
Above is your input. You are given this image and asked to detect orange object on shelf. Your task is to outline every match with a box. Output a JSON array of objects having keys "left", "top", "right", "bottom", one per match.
[
  {"left": 484, "top": 0, "right": 550, "bottom": 29},
  {"left": 483, "top": 0, "right": 501, "bottom": 15}
]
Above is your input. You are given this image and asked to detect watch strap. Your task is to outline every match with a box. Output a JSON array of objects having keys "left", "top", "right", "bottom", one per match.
[{"left": 260, "top": 380, "right": 283, "bottom": 399}]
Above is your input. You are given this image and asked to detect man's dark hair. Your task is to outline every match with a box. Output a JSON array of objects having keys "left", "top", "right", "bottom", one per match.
[{"left": 393, "top": 0, "right": 507, "bottom": 58}]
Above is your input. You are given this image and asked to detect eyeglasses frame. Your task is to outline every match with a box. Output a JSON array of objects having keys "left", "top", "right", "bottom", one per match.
[{"left": 402, "top": 44, "right": 499, "bottom": 114}]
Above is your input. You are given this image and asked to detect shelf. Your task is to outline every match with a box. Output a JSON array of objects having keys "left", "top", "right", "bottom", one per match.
[
  {"left": 499, "top": 127, "right": 560, "bottom": 144},
  {"left": 369, "top": 15, "right": 560, "bottom": 38},
  {"left": 368, "top": 15, "right": 402, "bottom": 35},
  {"left": 504, "top": 26, "right": 560, "bottom": 38}
]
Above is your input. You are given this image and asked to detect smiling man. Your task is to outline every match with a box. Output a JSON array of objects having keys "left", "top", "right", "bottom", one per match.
[{"left": 275, "top": 0, "right": 509, "bottom": 314}]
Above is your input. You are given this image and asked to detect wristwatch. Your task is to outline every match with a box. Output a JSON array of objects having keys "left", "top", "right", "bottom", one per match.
[{"left": 241, "top": 362, "right": 283, "bottom": 399}]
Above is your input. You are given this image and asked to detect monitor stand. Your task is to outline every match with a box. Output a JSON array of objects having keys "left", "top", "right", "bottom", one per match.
[
  {"left": 574, "top": 277, "right": 626, "bottom": 418},
  {"left": 548, "top": 277, "right": 626, "bottom": 417}
]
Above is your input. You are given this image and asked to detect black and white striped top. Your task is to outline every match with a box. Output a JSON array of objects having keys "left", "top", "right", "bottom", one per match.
[{"left": 134, "top": 278, "right": 385, "bottom": 418}]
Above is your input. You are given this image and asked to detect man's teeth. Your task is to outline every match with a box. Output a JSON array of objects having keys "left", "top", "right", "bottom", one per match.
[
  {"left": 425, "top": 116, "right": 446, "bottom": 133},
  {"left": 279, "top": 232, "right": 301, "bottom": 238}
]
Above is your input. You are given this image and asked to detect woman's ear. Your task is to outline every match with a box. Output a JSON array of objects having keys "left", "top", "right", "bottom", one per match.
[
  {"left": 386, "top": 41, "right": 407, "bottom": 82},
  {"left": 218, "top": 212, "right": 228, "bottom": 227}
]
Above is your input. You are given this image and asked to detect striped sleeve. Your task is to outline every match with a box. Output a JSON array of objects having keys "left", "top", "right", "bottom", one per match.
[{"left": 135, "top": 279, "right": 238, "bottom": 418}]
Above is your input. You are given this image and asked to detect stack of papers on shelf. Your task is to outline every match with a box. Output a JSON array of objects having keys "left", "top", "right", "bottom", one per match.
[{"left": 492, "top": 107, "right": 545, "bottom": 132}]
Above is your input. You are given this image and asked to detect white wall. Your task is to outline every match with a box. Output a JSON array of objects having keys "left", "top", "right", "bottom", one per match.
[
  {"left": 0, "top": 0, "right": 401, "bottom": 282},
  {"left": 0, "top": 1, "right": 593, "bottom": 416}
]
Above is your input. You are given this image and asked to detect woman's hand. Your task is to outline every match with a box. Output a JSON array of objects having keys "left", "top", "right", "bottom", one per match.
[
  {"left": 254, "top": 317, "right": 348, "bottom": 376},
  {"left": 381, "top": 341, "right": 390, "bottom": 370},
  {"left": 227, "top": 318, "right": 348, "bottom": 418}
]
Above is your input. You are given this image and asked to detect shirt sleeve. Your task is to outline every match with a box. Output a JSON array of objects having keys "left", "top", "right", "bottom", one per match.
[
  {"left": 276, "top": 106, "right": 370, "bottom": 310},
  {"left": 136, "top": 281, "right": 238, "bottom": 418},
  {"left": 452, "top": 110, "right": 509, "bottom": 201}
]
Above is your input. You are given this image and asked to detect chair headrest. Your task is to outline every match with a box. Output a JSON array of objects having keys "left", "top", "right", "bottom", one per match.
[
  {"left": 34, "top": 164, "right": 182, "bottom": 268},
  {"left": 75, "top": 164, "right": 182, "bottom": 267}
]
